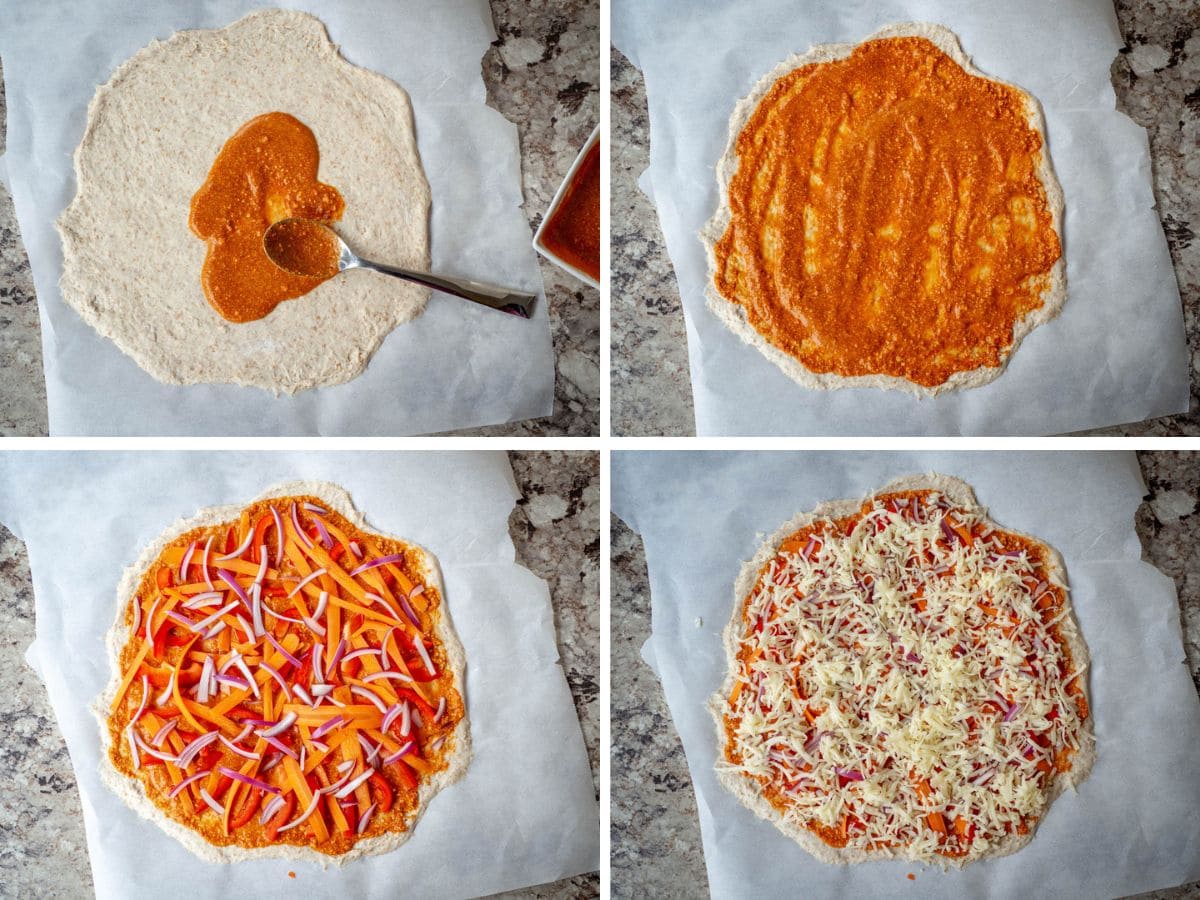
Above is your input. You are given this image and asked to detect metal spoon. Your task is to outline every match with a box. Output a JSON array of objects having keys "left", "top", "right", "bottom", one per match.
[{"left": 263, "top": 218, "right": 535, "bottom": 319}]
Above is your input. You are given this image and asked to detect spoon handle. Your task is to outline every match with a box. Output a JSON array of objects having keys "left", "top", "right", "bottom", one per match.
[{"left": 358, "top": 259, "right": 535, "bottom": 319}]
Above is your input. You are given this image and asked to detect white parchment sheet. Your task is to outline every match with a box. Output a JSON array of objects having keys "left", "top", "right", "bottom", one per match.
[
  {"left": 613, "top": 451, "right": 1200, "bottom": 898},
  {"left": 0, "top": 0, "right": 554, "bottom": 435},
  {"left": 0, "top": 451, "right": 598, "bottom": 899},
  {"left": 613, "top": 0, "right": 1189, "bottom": 435}
]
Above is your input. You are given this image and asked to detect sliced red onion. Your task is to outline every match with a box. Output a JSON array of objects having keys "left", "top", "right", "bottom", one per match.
[
  {"left": 250, "top": 586, "right": 265, "bottom": 638},
  {"left": 363, "top": 671, "right": 414, "bottom": 685},
  {"left": 278, "top": 791, "right": 321, "bottom": 833},
  {"left": 311, "top": 516, "right": 334, "bottom": 550},
  {"left": 411, "top": 709, "right": 423, "bottom": 730},
  {"left": 271, "top": 506, "right": 285, "bottom": 565},
  {"left": 266, "top": 633, "right": 302, "bottom": 669},
  {"left": 342, "top": 648, "right": 382, "bottom": 663},
  {"left": 337, "top": 760, "right": 355, "bottom": 774},
  {"left": 258, "top": 660, "right": 291, "bottom": 700},
  {"left": 302, "top": 502, "right": 326, "bottom": 515},
  {"left": 219, "top": 735, "right": 261, "bottom": 761},
  {"left": 216, "top": 529, "right": 255, "bottom": 563},
  {"left": 132, "top": 674, "right": 150, "bottom": 723},
  {"left": 381, "top": 703, "right": 404, "bottom": 733},
  {"left": 233, "top": 655, "right": 260, "bottom": 699},
  {"left": 312, "top": 715, "right": 345, "bottom": 740},
  {"left": 349, "top": 554, "right": 405, "bottom": 578},
  {"left": 260, "top": 793, "right": 286, "bottom": 825},
  {"left": 326, "top": 638, "right": 347, "bottom": 678},
  {"left": 294, "top": 685, "right": 314, "bottom": 706},
  {"left": 144, "top": 597, "right": 161, "bottom": 645},
  {"left": 219, "top": 570, "right": 252, "bottom": 613},
  {"left": 261, "top": 734, "right": 298, "bottom": 760},
  {"left": 310, "top": 739, "right": 330, "bottom": 754},
  {"left": 290, "top": 503, "right": 313, "bottom": 549},
  {"left": 257, "top": 711, "right": 297, "bottom": 738},
  {"left": 134, "top": 732, "right": 180, "bottom": 764},
  {"left": 126, "top": 725, "right": 141, "bottom": 769},
  {"left": 834, "top": 767, "right": 864, "bottom": 782},
  {"left": 310, "top": 684, "right": 334, "bottom": 697},
  {"left": 263, "top": 606, "right": 306, "bottom": 626},
  {"left": 201, "top": 536, "right": 214, "bottom": 590},
  {"left": 288, "top": 568, "right": 327, "bottom": 599},
  {"left": 356, "top": 802, "right": 377, "bottom": 834},
  {"left": 261, "top": 752, "right": 284, "bottom": 774},
  {"left": 176, "top": 730, "right": 219, "bottom": 769},
  {"left": 312, "top": 644, "right": 325, "bottom": 684},
  {"left": 168, "top": 769, "right": 211, "bottom": 799},
  {"left": 164, "top": 610, "right": 192, "bottom": 631},
  {"left": 314, "top": 591, "right": 329, "bottom": 622},
  {"left": 155, "top": 672, "right": 176, "bottom": 708},
  {"left": 204, "top": 622, "right": 227, "bottom": 640},
  {"left": 335, "top": 769, "right": 375, "bottom": 798},
  {"left": 218, "top": 766, "right": 280, "bottom": 794},
  {"left": 179, "top": 541, "right": 197, "bottom": 583},
  {"left": 151, "top": 718, "right": 178, "bottom": 748},
  {"left": 357, "top": 732, "right": 381, "bottom": 766},
  {"left": 319, "top": 769, "right": 355, "bottom": 796},
  {"left": 968, "top": 765, "right": 997, "bottom": 786},
  {"left": 803, "top": 730, "right": 825, "bottom": 754},
  {"left": 216, "top": 674, "right": 250, "bottom": 691},
  {"left": 131, "top": 597, "right": 142, "bottom": 636},
  {"left": 299, "top": 746, "right": 307, "bottom": 770},
  {"left": 191, "top": 600, "right": 239, "bottom": 634},
  {"left": 383, "top": 742, "right": 414, "bottom": 766},
  {"left": 408, "top": 585, "right": 426, "bottom": 601},
  {"left": 349, "top": 541, "right": 364, "bottom": 560},
  {"left": 199, "top": 787, "right": 225, "bottom": 816},
  {"left": 350, "top": 686, "right": 388, "bottom": 713},
  {"left": 906, "top": 651, "right": 922, "bottom": 663},
  {"left": 431, "top": 736, "right": 445, "bottom": 752},
  {"left": 413, "top": 636, "right": 436, "bottom": 677},
  {"left": 183, "top": 591, "right": 224, "bottom": 610},
  {"left": 399, "top": 596, "right": 421, "bottom": 630},
  {"left": 1004, "top": 703, "right": 1021, "bottom": 723},
  {"left": 434, "top": 697, "right": 446, "bottom": 723}
]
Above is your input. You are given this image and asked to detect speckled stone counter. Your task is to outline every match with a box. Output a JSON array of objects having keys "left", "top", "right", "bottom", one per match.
[
  {"left": 0, "top": 0, "right": 599, "bottom": 437},
  {"left": 0, "top": 450, "right": 599, "bottom": 898},
  {"left": 611, "top": 1, "right": 1200, "bottom": 436},
  {"left": 611, "top": 450, "right": 1200, "bottom": 898}
]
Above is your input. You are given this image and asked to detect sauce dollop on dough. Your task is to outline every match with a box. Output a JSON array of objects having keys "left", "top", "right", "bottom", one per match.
[
  {"left": 713, "top": 36, "right": 1062, "bottom": 387},
  {"left": 190, "top": 112, "right": 344, "bottom": 323}
]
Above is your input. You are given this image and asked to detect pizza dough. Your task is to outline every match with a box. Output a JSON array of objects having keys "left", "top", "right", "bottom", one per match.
[
  {"left": 93, "top": 480, "right": 470, "bottom": 865},
  {"left": 710, "top": 474, "right": 1093, "bottom": 866},
  {"left": 700, "top": 23, "right": 1067, "bottom": 396},
  {"left": 58, "top": 9, "right": 431, "bottom": 393}
]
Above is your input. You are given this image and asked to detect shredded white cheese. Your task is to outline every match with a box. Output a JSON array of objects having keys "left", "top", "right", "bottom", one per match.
[{"left": 720, "top": 491, "right": 1088, "bottom": 862}]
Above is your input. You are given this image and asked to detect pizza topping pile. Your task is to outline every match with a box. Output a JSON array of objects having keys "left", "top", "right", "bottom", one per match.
[
  {"left": 721, "top": 489, "right": 1089, "bottom": 862},
  {"left": 108, "top": 496, "right": 462, "bottom": 853}
]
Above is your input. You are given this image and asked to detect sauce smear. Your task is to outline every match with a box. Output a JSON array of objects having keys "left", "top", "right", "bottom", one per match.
[
  {"left": 190, "top": 112, "right": 344, "bottom": 323},
  {"left": 541, "top": 138, "right": 600, "bottom": 282}
]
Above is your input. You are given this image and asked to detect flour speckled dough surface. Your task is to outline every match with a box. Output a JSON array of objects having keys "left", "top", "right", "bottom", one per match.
[
  {"left": 0, "top": 450, "right": 599, "bottom": 898},
  {"left": 700, "top": 24, "right": 1066, "bottom": 398},
  {"left": 95, "top": 480, "right": 469, "bottom": 866},
  {"left": 611, "top": 450, "right": 1200, "bottom": 898},
  {"left": 59, "top": 9, "right": 430, "bottom": 394}
]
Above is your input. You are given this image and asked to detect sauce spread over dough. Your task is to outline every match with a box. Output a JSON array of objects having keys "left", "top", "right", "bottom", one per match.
[
  {"left": 720, "top": 488, "right": 1088, "bottom": 863},
  {"left": 264, "top": 219, "right": 342, "bottom": 280},
  {"left": 106, "top": 495, "right": 463, "bottom": 854},
  {"left": 541, "top": 138, "right": 601, "bottom": 282},
  {"left": 713, "top": 37, "right": 1062, "bottom": 387},
  {"left": 190, "top": 113, "right": 345, "bottom": 323}
]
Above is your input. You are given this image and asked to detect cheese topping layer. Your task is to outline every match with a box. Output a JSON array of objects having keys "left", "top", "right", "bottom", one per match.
[{"left": 720, "top": 489, "right": 1089, "bottom": 863}]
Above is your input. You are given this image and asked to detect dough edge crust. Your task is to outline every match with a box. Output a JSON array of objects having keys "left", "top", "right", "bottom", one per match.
[
  {"left": 699, "top": 23, "right": 1068, "bottom": 397},
  {"left": 707, "top": 473, "right": 1094, "bottom": 867},
  {"left": 92, "top": 479, "right": 471, "bottom": 866},
  {"left": 57, "top": 9, "right": 432, "bottom": 394}
]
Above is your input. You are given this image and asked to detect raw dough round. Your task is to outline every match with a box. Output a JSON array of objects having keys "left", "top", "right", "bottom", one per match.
[{"left": 59, "top": 9, "right": 431, "bottom": 393}]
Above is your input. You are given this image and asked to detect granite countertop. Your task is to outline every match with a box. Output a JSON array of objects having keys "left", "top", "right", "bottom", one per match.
[
  {"left": 0, "top": 450, "right": 599, "bottom": 898},
  {"left": 611, "top": 450, "right": 1200, "bottom": 898},
  {"left": 611, "top": 1, "right": 1200, "bottom": 436},
  {"left": 0, "top": 0, "right": 599, "bottom": 437}
]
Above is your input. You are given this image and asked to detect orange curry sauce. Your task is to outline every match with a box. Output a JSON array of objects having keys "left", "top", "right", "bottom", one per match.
[
  {"left": 107, "top": 495, "right": 463, "bottom": 854},
  {"left": 189, "top": 113, "right": 344, "bottom": 323},
  {"left": 723, "top": 490, "right": 1088, "bottom": 858},
  {"left": 713, "top": 37, "right": 1061, "bottom": 387},
  {"left": 541, "top": 138, "right": 600, "bottom": 282}
]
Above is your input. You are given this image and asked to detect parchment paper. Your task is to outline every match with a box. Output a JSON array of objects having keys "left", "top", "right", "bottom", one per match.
[
  {"left": 0, "top": 451, "right": 598, "bottom": 898},
  {"left": 0, "top": 0, "right": 554, "bottom": 435},
  {"left": 613, "top": 0, "right": 1189, "bottom": 435},
  {"left": 613, "top": 451, "right": 1200, "bottom": 898}
]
